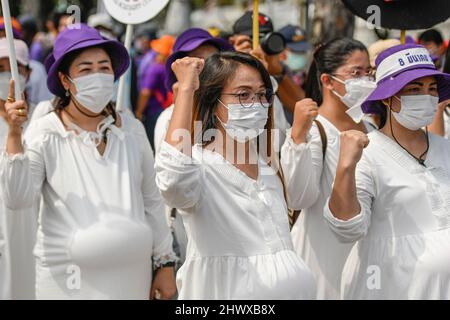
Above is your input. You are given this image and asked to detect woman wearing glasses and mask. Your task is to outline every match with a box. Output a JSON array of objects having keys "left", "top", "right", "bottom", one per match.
[
  {"left": 0, "top": 24, "right": 177, "bottom": 299},
  {"left": 281, "top": 38, "right": 377, "bottom": 299},
  {"left": 155, "top": 51, "right": 315, "bottom": 299},
  {"left": 326, "top": 43, "right": 450, "bottom": 299}
]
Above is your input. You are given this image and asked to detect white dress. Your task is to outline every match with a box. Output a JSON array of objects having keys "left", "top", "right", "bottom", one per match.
[
  {"left": 324, "top": 130, "right": 450, "bottom": 299},
  {"left": 0, "top": 116, "right": 38, "bottom": 300},
  {"left": 0, "top": 111, "right": 176, "bottom": 299},
  {"left": 155, "top": 141, "right": 316, "bottom": 299},
  {"left": 282, "top": 115, "right": 374, "bottom": 299}
]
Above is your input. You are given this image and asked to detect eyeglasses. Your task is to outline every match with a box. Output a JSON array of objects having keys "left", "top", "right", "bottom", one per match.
[
  {"left": 221, "top": 89, "right": 274, "bottom": 108},
  {"left": 333, "top": 68, "right": 376, "bottom": 81}
]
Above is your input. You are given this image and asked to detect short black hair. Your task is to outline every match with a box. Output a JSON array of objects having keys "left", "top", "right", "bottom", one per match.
[{"left": 418, "top": 29, "right": 444, "bottom": 45}]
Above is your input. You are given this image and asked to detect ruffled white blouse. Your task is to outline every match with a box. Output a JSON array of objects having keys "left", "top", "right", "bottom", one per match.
[
  {"left": 0, "top": 116, "right": 38, "bottom": 300},
  {"left": 0, "top": 111, "right": 176, "bottom": 299}
]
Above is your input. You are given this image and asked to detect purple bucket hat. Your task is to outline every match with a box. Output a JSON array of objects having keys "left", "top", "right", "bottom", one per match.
[
  {"left": 165, "top": 28, "right": 233, "bottom": 91},
  {"left": 45, "top": 23, "right": 130, "bottom": 97},
  {"left": 362, "top": 43, "right": 450, "bottom": 114}
]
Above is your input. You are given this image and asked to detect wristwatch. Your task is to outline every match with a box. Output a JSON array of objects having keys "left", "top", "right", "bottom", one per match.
[{"left": 273, "top": 64, "right": 288, "bottom": 84}]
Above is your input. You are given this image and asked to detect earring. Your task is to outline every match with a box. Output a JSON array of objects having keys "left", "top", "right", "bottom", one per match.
[{"left": 65, "top": 89, "right": 70, "bottom": 97}]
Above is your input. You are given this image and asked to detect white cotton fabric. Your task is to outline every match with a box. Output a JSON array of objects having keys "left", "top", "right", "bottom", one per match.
[
  {"left": 155, "top": 141, "right": 316, "bottom": 300},
  {"left": 324, "top": 130, "right": 450, "bottom": 299},
  {"left": 0, "top": 116, "right": 38, "bottom": 300},
  {"left": 273, "top": 96, "right": 290, "bottom": 151},
  {"left": 0, "top": 111, "right": 175, "bottom": 299},
  {"left": 154, "top": 105, "right": 174, "bottom": 154},
  {"left": 281, "top": 114, "right": 374, "bottom": 299}
]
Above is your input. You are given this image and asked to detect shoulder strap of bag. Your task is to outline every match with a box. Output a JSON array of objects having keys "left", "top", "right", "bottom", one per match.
[{"left": 313, "top": 119, "right": 327, "bottom": 160}]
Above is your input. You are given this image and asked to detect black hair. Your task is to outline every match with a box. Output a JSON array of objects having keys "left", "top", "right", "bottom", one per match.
[
  {"left": 304, "top": 37, "right": 368, "bottom": 105},
  {"left": 418, "top": 29, "right": 444, "bottom": 46}
]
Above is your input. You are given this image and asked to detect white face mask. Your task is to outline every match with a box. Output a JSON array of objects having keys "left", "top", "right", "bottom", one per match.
[
  {"left": 216, "top": 100, "right": 269, "bottom": 143},
  {"left": 331, "top": 76, "right": 376, "bottom": 109},
  {"left": 391, "top": 94, "right": 439, "bottom": 130},
  {"left": 0, "top": 72, "right": 27, "bottom": 101},
  {"left": 68, "top": 73, "right": 115, "bottom": 114}
]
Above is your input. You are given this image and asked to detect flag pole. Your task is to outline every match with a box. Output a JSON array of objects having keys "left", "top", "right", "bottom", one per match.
[{"left": 253, "top": 0, "right": 260, "bottom": 50}]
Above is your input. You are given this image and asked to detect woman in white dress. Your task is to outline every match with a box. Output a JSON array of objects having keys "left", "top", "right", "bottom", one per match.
[
  {"left": 326, "top": 43, "right": 450, "bottom": 299},
  {"left": 0, "top": 24, "right": 177, "bottom": 300},
  {"left": 281, "top": 38, "right": 376, "bottom": 299},
  {"left": 155, "top": 51, "right": 316, "bottom": 299}
]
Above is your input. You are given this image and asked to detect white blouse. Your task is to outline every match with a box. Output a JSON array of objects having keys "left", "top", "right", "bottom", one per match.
[
  {"left": 0, "top": 111, "right": 176, "bottom": 299},
  {"left": 444, "top": 111, "right": 450, "bottom": 140},
  {"left": 153, "top": 104, "right": 188, "bottom": 265},
  {"left": 281, "top": 114, "right": 374, "bottom": 299},
  {"left": 155, "top": 141, "right": 316, "bottom": 299},
  {"left": 0, "top": 116, "right": 38, "bottom": 300},
  {"left": 324, "top": 130, "right": 450, "bottom": 299}
]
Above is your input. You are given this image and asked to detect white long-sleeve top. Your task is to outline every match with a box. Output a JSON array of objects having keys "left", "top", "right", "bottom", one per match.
[
  {"left": 281, "top": 114, "right": 374, "bottom": 299},
  {"left": 324, "top": 130, "right": 450, "bottom": 299},
  {"left": 0, "top": 111, "right": 176, "bottom": 299},
  {"left": 155, "top": 141, "right": 316, "bottom": 299}
]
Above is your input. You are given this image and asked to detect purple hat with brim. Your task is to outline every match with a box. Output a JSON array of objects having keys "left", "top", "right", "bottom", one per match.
[
  {"left": 362, "top": 43, "right": 450, "bottom": 114},
  {"left": 45, "top": 23, "right": 130, "bottom": 97},
  {"left": 165, "top": 28, "right": 233, "bottom": 91}
]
